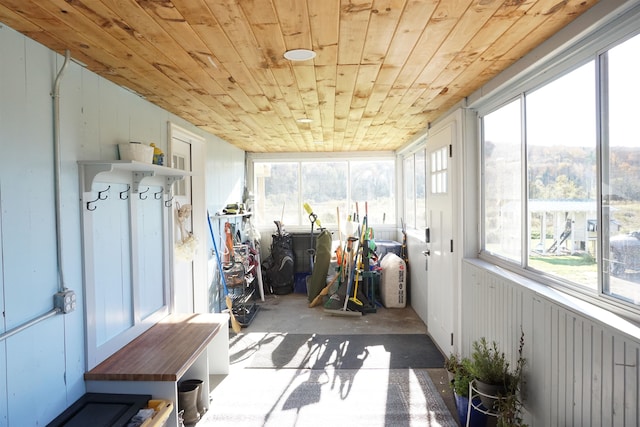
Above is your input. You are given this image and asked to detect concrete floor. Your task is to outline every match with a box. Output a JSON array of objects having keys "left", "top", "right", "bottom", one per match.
[
  {"left": 239, "top": 292, "right": 428, "bottom": 334},
  {"left": 222, "top": 292, "right": 459, "bottom": 424}
]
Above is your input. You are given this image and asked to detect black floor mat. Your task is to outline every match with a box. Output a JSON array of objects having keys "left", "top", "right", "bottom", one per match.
[{"left": 239, "top": 333, "right": 445, "bottom": 370}]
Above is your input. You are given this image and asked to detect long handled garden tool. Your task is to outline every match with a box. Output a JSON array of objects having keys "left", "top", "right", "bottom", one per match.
[
  {"left": 308, "top": 272, "right": 339, "bottom": 308},
  {"left": 400, "top": 217, "right": 409, "bottom": 266},
  {"left": 349, "top": 205, "right": 368, "bottom": 309},
  {"left": 303, "top": 202, "right": 322, "bottom": 272},
  {"left": 324, "top": 235, "right": 361, "bottom": 317},
  {"left": 207, "top": 211, "right": 241, "bottom": 333},
  {"left": 335, "top": 206, "right": 344, "bottom": 274}
]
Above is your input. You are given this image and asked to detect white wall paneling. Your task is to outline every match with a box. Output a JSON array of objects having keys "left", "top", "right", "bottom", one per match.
[
  {"left": 462, "top": 259, "right": 640, "bottom": 426},
  {"left": 79, "top": 162, "right": 186, "bottom": 369},
  {"left": 406, "top": 232, "right": 428, "bottom": 325},
  {"left": 0, "top": 22, "right": 244, "bottom": 425},
  {"left": 0, "top": 27, "right": 73, "bottom": 426}
]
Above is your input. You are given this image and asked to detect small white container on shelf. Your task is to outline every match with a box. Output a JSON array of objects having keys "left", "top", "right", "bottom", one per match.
[{"left": 118, "top": 142, "right": 154, "bottom": 164}]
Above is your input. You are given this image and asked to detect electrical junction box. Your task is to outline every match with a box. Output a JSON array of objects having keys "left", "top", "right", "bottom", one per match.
[{"left": 54, "top": 290, "right": 76, "bottom": 314}]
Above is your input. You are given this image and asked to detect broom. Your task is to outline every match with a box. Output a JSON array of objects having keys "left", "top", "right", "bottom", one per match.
[
  {"left": 207, "top": 211, "right": 241, "bottom": 333},
  {"left": 323, "top": 236, "right": 361, "bottom": 317},
  {"left": 308, "top": 272, "right": 339, "bottom": 308}
]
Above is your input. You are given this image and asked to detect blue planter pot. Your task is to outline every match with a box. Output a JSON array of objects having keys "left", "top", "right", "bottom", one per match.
[{"left": 454, "top": 393, "right": 488, "bottom": 427}]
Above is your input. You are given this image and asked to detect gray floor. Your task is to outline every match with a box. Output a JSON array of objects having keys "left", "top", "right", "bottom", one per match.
[
  {"left": 213, "top": 292, "right": 459, "bottom": 424},
  {"left": 239, "top": 292, "right": 428, "bottom": 334}
]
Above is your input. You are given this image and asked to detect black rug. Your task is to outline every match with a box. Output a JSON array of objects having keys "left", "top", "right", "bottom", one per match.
[{"left": 233, "top": 333, "right": 445, "bottom": 370}]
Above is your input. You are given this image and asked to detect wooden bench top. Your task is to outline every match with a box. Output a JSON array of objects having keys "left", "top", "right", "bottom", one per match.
[{"left": 84, "top": 313, "right": 226, "bottom": 382}]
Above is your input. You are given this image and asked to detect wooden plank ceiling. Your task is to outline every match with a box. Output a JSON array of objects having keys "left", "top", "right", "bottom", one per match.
[{"left": 0, "top": 0, "right": 598, "bottom": 153}]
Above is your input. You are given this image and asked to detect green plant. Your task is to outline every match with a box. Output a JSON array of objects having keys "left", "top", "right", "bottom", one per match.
[
  {"left": 496, "top": 392, "right": 528, "bottom": 427},
  {"left": 451, "top": 357, "right": 474, "bottom": 397},
  {"left": 444, "top": 352, "right": 460, "bottom": 374},
  {"left": 470, "top": 331, "right": 528, "bottom": 425},
  {"left": 469, "top": 332, "right": 526, "bottom": 390},
  {"left": 497, "top": 331, "right": 528, "bottom": 426},
  {"left": 468, "top": 337, "right": 512, "bottom": 387}
]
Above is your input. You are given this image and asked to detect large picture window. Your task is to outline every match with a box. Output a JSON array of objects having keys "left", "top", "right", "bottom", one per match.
[
  {"left": 252, "top": 157, "right": 395, "bottom": 227},
  {"left": 481, "top": 31, "right": 640, "bottom": 310}
]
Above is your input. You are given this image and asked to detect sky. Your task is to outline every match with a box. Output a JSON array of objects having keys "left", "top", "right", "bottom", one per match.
[{"left": 484, "top": 32, "right": 640, "bottom": 149}]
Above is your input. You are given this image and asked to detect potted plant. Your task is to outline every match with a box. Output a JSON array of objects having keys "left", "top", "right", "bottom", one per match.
[
  {"left": 451, "top": 357, "right": 487, "bottom": 427},
  {"left": 444, "top": 352, "right": 460, "bottom": 383},
  {"left": 495, "top": 332, "right": 527, "bottom": 427},
  {"left": 495, "top": 392, "right": 527, "bottom": 427},
  {"left": 468, "top": 332, "right": 526, "bottom": 417}
]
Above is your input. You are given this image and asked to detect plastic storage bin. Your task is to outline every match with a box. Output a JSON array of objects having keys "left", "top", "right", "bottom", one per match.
[{"left": 374, "top": 240, "right": 402, "bottom": 260}]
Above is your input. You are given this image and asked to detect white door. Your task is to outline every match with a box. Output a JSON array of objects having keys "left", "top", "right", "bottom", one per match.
[
  {"left": 425, "top": 123, "right": 455, "bottom": 354},
  {"left": 171, "top": 137, "right": 194, "bottom": 313}
]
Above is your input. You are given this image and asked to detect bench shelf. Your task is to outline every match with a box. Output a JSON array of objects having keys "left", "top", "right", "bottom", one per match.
[{"left": 84, "top": 313, "right": 229, "bottom": 427}]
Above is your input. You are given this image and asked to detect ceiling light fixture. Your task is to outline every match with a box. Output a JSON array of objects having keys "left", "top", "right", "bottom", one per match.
[
  {"left": 284, "top": 49, "right": 316, "bottom": 61},
  {"left": 296, "top": 118, "right": 313, "bottom": 123}
]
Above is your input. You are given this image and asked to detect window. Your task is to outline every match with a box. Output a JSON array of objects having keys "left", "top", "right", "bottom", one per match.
[
  {"left": 483, "top": 99, "right": 522, "bottom": 262},
  {"left": 252, "top": 157, "right": 395, "bottom": 227},
  {"left": 404, "top": 156, "right": 416, "bottom": 228},
  {"left": 350, "top": 160, "right": 396, "bottom": 225},
  {"left": 415, "top": 151, "right": 426, "bottom": 229},
  {"left": 403, "top": 149, "right": 427, "bottom": 230},
  {"left": 253, "top": 162, "right": 299, "bottom": 226},
  {"left": 430, "top": 146, "right": 448, "bottom": 194},
  {"left": 603, "top": 33, "right": 640, "bottom": 304},
  {"left": 302, "top": 162, "right": 347, "bottom": 224},
  {"left": 480, "top": 29, "right": 640, "bottom": 311},
  {"left": 526, "top": 62, "right": 597, "bottom": 288}
]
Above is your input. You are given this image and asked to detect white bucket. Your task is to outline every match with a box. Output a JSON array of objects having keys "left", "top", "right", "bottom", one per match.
[{"left": 118, "top": 142, "right": 154, "bottom": 163}]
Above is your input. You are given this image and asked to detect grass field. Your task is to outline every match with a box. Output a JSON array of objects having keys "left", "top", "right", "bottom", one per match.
[{"left": 528, "top": 253, "right": 598, "bottom": 289}]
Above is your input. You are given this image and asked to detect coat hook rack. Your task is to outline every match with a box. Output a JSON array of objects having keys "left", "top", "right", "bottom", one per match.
[
  {"left": 154, "top": 190, "right": 163, "bottom": 200},
  {"left": 120, "top": 185, "right": 130, "bottom": 200},
  {"left": 139, "top": 187, "right": 150, "bottom": 200},
  {"left": 164, "top": 196, "right": 174, "bottom": 208},
  {"left": 86, "top": 186, "right": 110, "bottom": 211}
]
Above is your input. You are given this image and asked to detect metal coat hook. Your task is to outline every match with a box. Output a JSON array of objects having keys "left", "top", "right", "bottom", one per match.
[
  {"left": 119, "top": 185, "right": 130, "bottom": 200},
  {"left": 164, "top": 195, "right": 174, "bottom": 208},
  {"left": 154, "top": 190, "right": 163, "bottom": 200},
  {"left": 86, "top": 186, "right": 110, "bottom": 211},
  {"left": 139, "top": 187, "right": 150, "bottom": 200}
]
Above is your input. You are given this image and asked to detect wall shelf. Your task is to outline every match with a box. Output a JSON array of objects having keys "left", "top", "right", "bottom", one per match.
[
  {"left": 212, "top": 213, "right": 252, "bottom": 219},
  {"left": 78, "top": 160, "right": 189, "bottom": 193}
]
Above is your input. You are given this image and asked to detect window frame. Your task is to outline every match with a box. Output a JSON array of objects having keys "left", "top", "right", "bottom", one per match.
[
  {"left": 400, "top": 143, "right": 428, "bottom": 231},
  {"left": 247, "top": 151, "right": 397, "bottom": 231},
  {"left": 474, "top": 5, "right": 640, "bottom": 322}
]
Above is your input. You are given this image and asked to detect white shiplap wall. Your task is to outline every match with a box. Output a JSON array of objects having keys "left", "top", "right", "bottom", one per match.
[
  {"left": 0, "top": 22, "right": 245, "bottom": 426},
  {"left": 462, "top": 259, "right": 640, "bottom": 426}
]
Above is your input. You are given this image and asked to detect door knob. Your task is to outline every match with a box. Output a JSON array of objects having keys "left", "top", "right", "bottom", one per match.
[{"left": 422, "top": 250, "right": 430, "bottom": 256}]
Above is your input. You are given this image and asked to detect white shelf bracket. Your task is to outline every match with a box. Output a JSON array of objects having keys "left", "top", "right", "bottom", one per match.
[
  {"left": 164, "top": 175, "right": 183, "bottom": 194},
  {"left": 132, "top": 171, "right": 155, "bottom": 193},
  {"left": 82, "top": 164, "right": 114, "bottom": 193}
]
